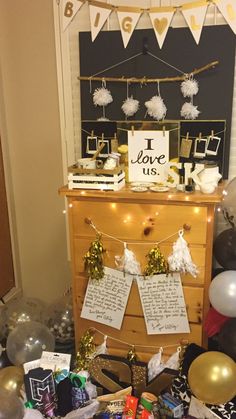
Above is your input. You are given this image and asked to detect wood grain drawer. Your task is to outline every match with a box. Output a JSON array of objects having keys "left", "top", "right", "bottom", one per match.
[
  {"left": 73, "top": 237, "right": 206, "bottom": 285},
  {"left": 70, "top": 201, "right": 208, "bottom": 245}
]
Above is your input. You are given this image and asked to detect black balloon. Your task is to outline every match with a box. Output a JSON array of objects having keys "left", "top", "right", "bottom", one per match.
[
  {"left": 214, "top": 228, "right": 236, "bottom": 269},
  {"left": 218, "top": 318, "right": 236, "bottom": 361}
]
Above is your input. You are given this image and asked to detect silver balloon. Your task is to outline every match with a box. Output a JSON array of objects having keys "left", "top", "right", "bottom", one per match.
[
  {"left": 44, "top": 294, "right": 74, "bottom": 343},
  {"left": 6, "top": 321, "right": 55, "bottom": 366},
  {"left": 0, "top": 388, "right": 24, "bottom": 419},
  {"left": 209, "top": 270, "right": 236, "bottom": 317},
  {"left": 5, "top": 297, "right": 45, "bottom": 335}
]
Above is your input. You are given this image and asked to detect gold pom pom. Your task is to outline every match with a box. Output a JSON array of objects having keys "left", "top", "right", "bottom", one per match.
[
  {"left": 84, "top": 234, "right": 105, "bottom": 281},
  {"left": 74, "top": 329, "right": 95, "bottom": 372},
  {"left": 144, "top": 246, "right": 168, "bottom": 276}
]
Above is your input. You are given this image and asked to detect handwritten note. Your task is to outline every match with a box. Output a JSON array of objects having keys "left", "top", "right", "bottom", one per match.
[
  {"left": 81, "top": 267, "right": 133, "bottom": 329},
  {"left": 136, "top": 273, "right": 190, "bottom": 335}
]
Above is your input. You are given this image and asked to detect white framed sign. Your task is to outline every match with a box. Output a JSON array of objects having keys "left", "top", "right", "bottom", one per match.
[{"left": 128, "top": 130, "right": 169, "bottom": 182}]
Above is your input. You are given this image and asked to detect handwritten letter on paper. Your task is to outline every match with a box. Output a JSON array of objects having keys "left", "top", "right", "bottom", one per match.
[
  {"left": 81, "top": 267, "right": 133, "bottom": 329},
  {"left": 137, "top": 273, "right": 190, "bottom": 335}
]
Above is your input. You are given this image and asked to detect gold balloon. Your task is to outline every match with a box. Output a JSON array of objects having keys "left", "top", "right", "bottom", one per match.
[
  {"left": 0, "top": 366, "right": 24, "bottom": 396},
  {"left": 188, "top": 351, "right": 236, "bottom": 404}
]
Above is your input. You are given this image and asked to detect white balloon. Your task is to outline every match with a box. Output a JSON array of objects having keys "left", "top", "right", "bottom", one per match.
[{"left": 209, "top": 270, "right": 236, "bottom": 317}]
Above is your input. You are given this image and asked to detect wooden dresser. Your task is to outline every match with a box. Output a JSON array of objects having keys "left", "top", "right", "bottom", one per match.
[{"left": 59, "top": 185, "right": 223, "bottom": 361}]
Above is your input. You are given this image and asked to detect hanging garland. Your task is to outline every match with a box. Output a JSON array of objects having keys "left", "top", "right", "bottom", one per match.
[{"left": 84, "top": 218, "right": 198, "bottom": 278}]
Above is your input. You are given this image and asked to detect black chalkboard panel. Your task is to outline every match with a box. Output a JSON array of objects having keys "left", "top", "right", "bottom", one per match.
[{"left": 79, "top": 26, "right": 235, "bottom": 178}]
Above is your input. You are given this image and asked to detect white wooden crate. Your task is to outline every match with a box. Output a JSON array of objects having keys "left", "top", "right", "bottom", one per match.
[{"left": 68, "top": 166, "right": 125, "bottom": 191}]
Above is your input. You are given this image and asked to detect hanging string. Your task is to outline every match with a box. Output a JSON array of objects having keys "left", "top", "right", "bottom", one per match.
[
  {"left": 89, "top": 326, "right": 187, "bottom": 350},
  {"left": 91, "top": 52, "right": 143, "bottom": 78},
  {"left": 81, "top": 125, "right": 179, "bottom": 141},
  {"left": 147, "top": 51, "right": 185, "bottom": 75},
  {"left": 85, "top": 218, "right": 190, "bottom": 246},
  {"left": 90, "top": 50, "right": 186, "bottom": 80},
  {"left": 180, "top": 128, "right": 226, "bottom": 140}
]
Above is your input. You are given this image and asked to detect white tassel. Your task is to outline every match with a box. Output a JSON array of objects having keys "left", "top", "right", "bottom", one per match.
[
  {"left": 93, "top": 87, "right": 113, "bottom": 107},
  {"left": 148, "top": 347, "right": 163, "bottom": 381},
  {"left": 115, "top": 243, "right": 141, "bottom": 275},
  {"left": 180, "top": 101, "right": 200, "bottom": 120},
  {"left": 93, "top": 335, "right": 108, "bottom": 357},
  {"left": 181, "top": 78, "right": 199, "bottom": 98},
  {"left": 168, "top": 230, "right": 198, "bottom": 277},
  {"left": 122, "top": 96, "right": 139, "bottom": 117},
  {"left": 165, "top": 346, "right": 181, "bottom": 370},
  {"left": 145, "top": 95, "right": 167, "bottom": 120}
]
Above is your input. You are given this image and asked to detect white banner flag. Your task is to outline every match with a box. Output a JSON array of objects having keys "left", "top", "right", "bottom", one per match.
[
  {"left": 149, "top": 8, "right": 175, "bottom": 49},
  {"left": 181, "top": 3, "right": 208, "bottom": 44},
  {"left": 62, "top": 0, "right": 83, "bottom": 31},
  {"left": 117, "top": 11, "right": 141, "bottom": 48},
  {"left": 216, "top": 0, "right": 236, "bottom": 34},
  {"left": 89, "top": 4, "right": 112, "bottom": 41}
]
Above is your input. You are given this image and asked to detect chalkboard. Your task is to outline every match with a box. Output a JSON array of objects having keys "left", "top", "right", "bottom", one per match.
[{"left": 79, "top": 26, "right": 235, "bottom": 178}]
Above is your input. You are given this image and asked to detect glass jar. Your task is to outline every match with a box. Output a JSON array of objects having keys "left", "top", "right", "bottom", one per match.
[{"left": 103, "top": 152, "right": 120, "bottom": 170}]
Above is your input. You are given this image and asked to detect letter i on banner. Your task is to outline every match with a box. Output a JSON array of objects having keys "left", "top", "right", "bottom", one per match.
[
  {"left": 89, "top": 4, "right": 112, "bottom": 41},
  {"left": 181, "top": 2, "right": 208, "bottom": 44},
  {"left": 216, "top": 0, "right": 236, "bottom": 34},
  {"left": 149, "top": 7, "right": 175, "bottom": 49},
  {"left": 62, "top": 0, "right": 83, "bottom": 31},
  {"left": 117, "top": 11, "right": 142, "bottom": 48}
]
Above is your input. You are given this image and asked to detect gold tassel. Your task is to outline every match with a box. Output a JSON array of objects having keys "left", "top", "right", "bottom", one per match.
[
  {"left": 144, "top": 246, "right": 168, "bottom": 277},
  {"left": 84, "top": 234, "right": 105, "bottom": 281},
  {"left": 74, "top": 329, "right": 96, "bottom": 372}
]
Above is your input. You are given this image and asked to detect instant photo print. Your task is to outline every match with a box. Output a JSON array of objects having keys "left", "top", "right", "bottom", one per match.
[
  {"left": 206, "top": 136, "right": 221, "bottom": 156},
  {"left": 193, "top": 137, "right": 208, "bottom": 158},
  {"left": 86, "top": 136, "right": 98, "bottom": 155}
]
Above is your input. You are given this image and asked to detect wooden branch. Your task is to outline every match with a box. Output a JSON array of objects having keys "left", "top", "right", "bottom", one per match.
[{"left": 78, "top": 60, "right": 219, "bottom": 84}]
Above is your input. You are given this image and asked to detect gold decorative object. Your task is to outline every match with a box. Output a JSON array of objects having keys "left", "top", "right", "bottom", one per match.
[
  {"left": 127, "top": 346, "right": 137, "bottom": 363},
  {"left": 144, "top": 246, "right": 168, "bottom": 276},
  {"left": 84, "top": 234, "right": 105, "bottom": 281},
  {"left": 188, "top": 351, "right": 236, "bottom": 405},
  {"left": 0, "top": 366, "right": 24, "bottom": 396},
  {"left": 89, "top": 355, "right": 131, "bottom": 393},
  {"left": 75, "top": 329, "right": 95, "bottom": 372}
]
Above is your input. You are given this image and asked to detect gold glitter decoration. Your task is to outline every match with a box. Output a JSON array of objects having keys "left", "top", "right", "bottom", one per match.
[
  {"left": 75, "top": 329, "right": 95, "bottom": 372},
  {"left": 144, "top": 246, "right": 168, "bottom": 276},
  {"left": 127, "top": 346, "right": 137, "bottom": 363},
  {"left": 84, "top": 234, "right": 105, "bottom": 281}
]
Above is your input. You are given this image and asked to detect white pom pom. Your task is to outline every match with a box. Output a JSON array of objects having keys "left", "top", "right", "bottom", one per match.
[
  {"left": 93, "top": 87, "right": 113, "bottom": 107},
  {"left": 145, "top": 95, "right": 167, "bottom": 120},
  {"left": 181, "top": 78, "right": 199, "bottom": 97},
  {"left": 180, "top": 102, "right": 200, "bottom": 120},
  {"left": 122, "top": 96, "right": 139, "bottom": 117},
  {"left": 97, "top": 117, "right": 109, "bottom": 121},
  {"left": 168, "top": 230, "right": 198, "bottom": 277}
]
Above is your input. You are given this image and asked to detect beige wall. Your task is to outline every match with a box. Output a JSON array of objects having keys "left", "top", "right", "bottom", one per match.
[{"left": 0, "top": 0, "right": 71, "bottom": 302}]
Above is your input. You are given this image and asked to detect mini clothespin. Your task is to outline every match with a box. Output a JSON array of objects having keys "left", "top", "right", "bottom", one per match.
[
  {"left": 186, "top": 132, "right": 189, "bottom": 140},
  {"left": 199, "top": 132, "right": 202, "bottom": 139},
  {"left": 91, "top": 130, "right": 94, "bottom": 137},
  {"left": 211, "top": 130, "right": 214, "bottom": 137},
  {"left": 163, "top": 125, "right": 166, "bottom": 137},
  {"left": 131, "top": 125, "right": 134, "bottom": 136}
]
